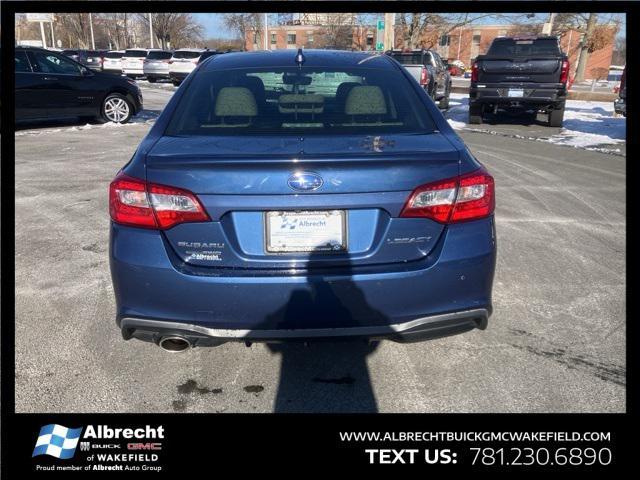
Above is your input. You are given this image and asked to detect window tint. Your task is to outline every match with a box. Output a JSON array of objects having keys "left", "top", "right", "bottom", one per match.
[
  {"left": 31, "top": 51, "right": 81, "bottom": 75},
  {"left": 172, "top": 51, "right": 202, "bottom": 59},
  {"left": 104, "top": 51, "right": 124, "bottom": 59},
  {"left": 87, "top": 51, "right": 101, "bottom": 56},
  {"left": 15, "top": 51, "right": 32, "bottom": 72},
  {"left": 147, "top": 51, "right": 173, "bottom": 60},
  {"left": 165, "top": 66, "right": 437, "bottom": 136},
  {"left": 124, "top": 50, "right": 148, "bottom": 57},
  {"left": 487, "top": 39, "right": 561, "bottom": 56}
]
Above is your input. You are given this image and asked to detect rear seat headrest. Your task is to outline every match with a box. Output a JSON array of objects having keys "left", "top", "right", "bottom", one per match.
[
  {"left": 344, "top": 86, "right": 387, "bottom": 115},
  {"left": 215, "top": 87, "right": 257, "bottom": 117}
]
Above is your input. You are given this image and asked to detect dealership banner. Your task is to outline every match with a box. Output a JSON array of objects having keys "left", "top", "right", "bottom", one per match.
[{"left": 2, "top": 414, "right": 629, "bottom": 474}]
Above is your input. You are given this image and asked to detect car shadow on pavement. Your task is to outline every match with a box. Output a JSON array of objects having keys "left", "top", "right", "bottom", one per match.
[{"left": 260, "top": 250, "right": 385, "bottom": 413}]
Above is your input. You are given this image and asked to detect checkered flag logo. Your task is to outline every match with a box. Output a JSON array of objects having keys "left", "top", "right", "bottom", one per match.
[{"left": 32, "top": 424, "right": 83, "bottom": 459}]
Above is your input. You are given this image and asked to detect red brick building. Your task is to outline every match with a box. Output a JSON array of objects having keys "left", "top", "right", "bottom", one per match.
[{"left": 246, "top": 23, "right": 617, "bottom": 79}]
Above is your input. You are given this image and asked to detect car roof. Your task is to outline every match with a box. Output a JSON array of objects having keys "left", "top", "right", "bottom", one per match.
[
  {"left": 173, "top": 48, "right": 206, "bottom": 52},
  {"left": 200, "top": 49, "right": 393, "bottom": 71}
]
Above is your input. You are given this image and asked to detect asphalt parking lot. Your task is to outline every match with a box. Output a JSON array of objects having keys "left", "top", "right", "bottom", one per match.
[{"left": 15, "top": 83, "right": 626, "bottom": 413}]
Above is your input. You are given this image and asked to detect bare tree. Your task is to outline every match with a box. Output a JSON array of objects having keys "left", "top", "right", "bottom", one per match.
[
  {"left": 397, "top": 13, "right": 498, "bottom": 50},
  {"left": 552, "top": 13, "right": 621, "bottom": 81},
  {"left": 223, "top": 13, "right": 262, "bottom": 49},
  {"left": 320, "top": 13, "right": 355, "bottom": 49},
  {"left": 136, "top": 13, "right": 204, "bottom": 49}
]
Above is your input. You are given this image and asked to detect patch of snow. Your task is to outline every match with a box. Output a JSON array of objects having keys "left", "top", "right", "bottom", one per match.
[{"left": 443, "top": 93, "right": 626, "bottom": 152}]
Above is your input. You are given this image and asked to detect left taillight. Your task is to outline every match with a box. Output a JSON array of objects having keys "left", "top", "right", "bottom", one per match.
[
  {"left": 109, "top": 172, "right": 210, "bottom": 229},
  {"left": 400, "top": 167, "right": 495, "bottom": 223},
  {"left": 419, "top": 66, "right": 429, "bottom": 86}
]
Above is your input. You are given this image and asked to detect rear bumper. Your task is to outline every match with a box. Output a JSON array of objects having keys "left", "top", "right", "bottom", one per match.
[
  {"left": 169, "top": 71, "right": 190, "bottom": 81},
  {"left": 143, "top": 68, "right": 170, "bottom": 78},
  {"left": 614, "top": 96, "right": 626, "bottom": 115},
  {"left": 121, "top": 308, "right": 489, "bottom": 347},
  {"left": 470, "top": 83, "right": 567, "bottom": 105},
  {"left": 110, "top": 216, "right": 496, "bottom": 345}
]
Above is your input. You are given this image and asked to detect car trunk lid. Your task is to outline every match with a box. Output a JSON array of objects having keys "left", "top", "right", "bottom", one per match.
[{"left": 145, "top": 133, "right": 460, "bottom": 271}]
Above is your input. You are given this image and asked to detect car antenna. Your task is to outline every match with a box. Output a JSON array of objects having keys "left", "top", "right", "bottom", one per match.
[{"left": 295, "top": 48, "right": 305, "bottom": 68}]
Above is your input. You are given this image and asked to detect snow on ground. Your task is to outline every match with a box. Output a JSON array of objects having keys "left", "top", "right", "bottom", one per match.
[{"left": 444, "top": 93, "right": 625, "bottom": 152}]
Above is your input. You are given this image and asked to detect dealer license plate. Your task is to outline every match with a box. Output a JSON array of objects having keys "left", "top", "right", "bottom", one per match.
[
  {"left": 265, "top": 210, "right": 347, "bottom": 253},
  {"left": 508, "top": 89, "right": 524, "bottom": 98}
]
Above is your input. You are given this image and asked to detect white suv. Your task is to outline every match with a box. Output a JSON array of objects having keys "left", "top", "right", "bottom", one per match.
[
  {"left": 122, "top": 49, "right": 150, "bottom": 78},
  {"left": 168, "top": 49, "right": 205, "bottom": 86}
]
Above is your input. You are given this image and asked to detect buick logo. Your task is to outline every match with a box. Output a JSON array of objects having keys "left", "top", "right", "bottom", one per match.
[{"left": 287, "top": 172, "right": 323, "bottom": 191}]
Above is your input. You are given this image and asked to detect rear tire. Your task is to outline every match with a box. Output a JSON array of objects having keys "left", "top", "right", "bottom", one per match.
[
  {"left": 438, "top": 84, "right": 451, "bottom": 109},
  {"left": 172, "top": 80, "right": 181, "bottom": 87},
  {"left": 147, "top": 77, "right": 157, "bottom": 83},
  {"left": 548, "top": 104, "right": 565, "bottom": 127},
  {"left": 469, "top": 104, "right": 483, "bottom": 124}
]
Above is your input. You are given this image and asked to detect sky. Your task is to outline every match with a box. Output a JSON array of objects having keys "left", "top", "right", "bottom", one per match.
[{"left": 194, "top": 13, "right": 626, "bottom": 41}]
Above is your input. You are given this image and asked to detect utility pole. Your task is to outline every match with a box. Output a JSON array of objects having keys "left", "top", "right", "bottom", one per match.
[
  {"left": 542, "top": 13, "right": 556, "bottom": 35},
  {"left": 89, "top": 12, "right": 95, "bottom": 49},
  {"left": 383, "top": 12, "right": 395, "bottom": 50},
  {"left": 575, "top": 13, "right": 597, "bottom": 82},
  {"left": 148, "top": 13, "right": 154, "bottom": 48},
  {"left": 264, "top": 13, "right": 269, "bottom": 50},
  {"left": 50, "top": 17, "right": 56, "bottom": 48},
  {"left": 39, "top": 21, "right": 47, "bottom": 48}
]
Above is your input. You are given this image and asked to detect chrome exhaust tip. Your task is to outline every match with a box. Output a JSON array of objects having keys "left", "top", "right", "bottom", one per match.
[{"left": 158, "top": 336, "right": 191, "bottom": 353}]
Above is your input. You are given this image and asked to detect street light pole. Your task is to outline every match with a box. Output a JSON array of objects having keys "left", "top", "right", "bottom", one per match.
[
  {"left": 89, "top": 12, "right": 95, "bottom": 49},
  {"left": 149, "top": 13, "right": 154, "bottom": 48},
  {"left": 264, "top": 13, "right": 268, "bottom": 50}
]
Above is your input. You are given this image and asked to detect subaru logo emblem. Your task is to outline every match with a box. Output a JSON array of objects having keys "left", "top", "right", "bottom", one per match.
[{"left": 287, "top": 172, "right": 323, "bottom": 192}]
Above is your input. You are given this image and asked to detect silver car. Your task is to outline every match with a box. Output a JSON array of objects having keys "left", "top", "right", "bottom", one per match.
[{"left": 142, "top": 50, "right": 173, "bottom": 82}]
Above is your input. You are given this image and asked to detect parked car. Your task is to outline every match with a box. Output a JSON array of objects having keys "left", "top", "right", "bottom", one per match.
[
  {"left": 469, "top": 36, "right": 570, "bottom": 126},
  {"left": 196, "top": 50, "right": 223, "bottom": 65},
  {"left": 614, "top": 66, "right": 626, "bottom": 117},
  {"left": 168, "top": 48, "right": 205, "bottom": 85},
  {"left": 109, "top": 49, "right": 496, "bottom": 352},
  {"left": 122, "top": 48, "right": 150, "bottom": 78},
  {"left": 102, "top": 50, "right": 125, "bottom": 74},
  {"left": 78, "top": 50, "right": 107, "bottom": 71},
  {"left": 386, "top": 49, "right": 452, "bottom": 109},
  {"left": 61, "top": 49, "right": 80, "bottom": 61},
  {"left": 142, "top": 50, "right": 173, "bottom": 82},
  {"left": 447, "top": 63, "right": 462, "bottom": 77},
  {"left": 15, "top": 46, "right": 143, "bottom": 124}
]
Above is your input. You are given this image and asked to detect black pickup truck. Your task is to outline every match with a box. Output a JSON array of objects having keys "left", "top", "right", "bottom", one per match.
[{"left": 469, "top": 36, "right": 570, "bottom": 126}]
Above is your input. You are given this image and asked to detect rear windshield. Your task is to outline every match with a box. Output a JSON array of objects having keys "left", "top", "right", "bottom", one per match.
[
  {"left": 172, "top": 51, "right": 202, "bottom": 59},
  {"left": 124, "top": 50, "right": 147, "bottom": 57},
  {"left": 147, "top": 51, "right": 173, "bottom": 60},
  {"left": 390, "top": 52, "right": 433, "bottom": 65},
  {"left": 104, "top": 51, "right": 124, "bottom": 59},
  {"left": 165, "top": 66, "right": 437, "bottom": 136},
  {"left": 87, "top": 51, "right": 101, "bottom": 56},
  {"left": 487, "top": 38, "right": 561, "bottom": 56}
]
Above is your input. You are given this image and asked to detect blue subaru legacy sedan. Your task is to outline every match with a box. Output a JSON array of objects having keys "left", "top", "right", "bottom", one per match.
[{"left": 109, "top": 49, "right": 496, "bottom": 352}]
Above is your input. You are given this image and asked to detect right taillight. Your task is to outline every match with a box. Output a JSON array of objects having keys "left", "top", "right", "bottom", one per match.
[
  {"left": 400, "top": 167, "right": 495, "bottom": 223},
  {"left": 560, "top": 59, "right": 570, "bottom": 84},
  {"left": 471, "top": 62, "right": 479, "bottom": 82},
  {"left": 109, "top": 172, "right": 210, "bottom": 230},
  {"left": 420, "top": 67, "right": 429, "bottom": 86}
]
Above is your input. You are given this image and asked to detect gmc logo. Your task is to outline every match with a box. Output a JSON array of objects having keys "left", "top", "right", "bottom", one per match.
[{"left": 127, "top": 443, "right": 162, "bottom": 451}]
